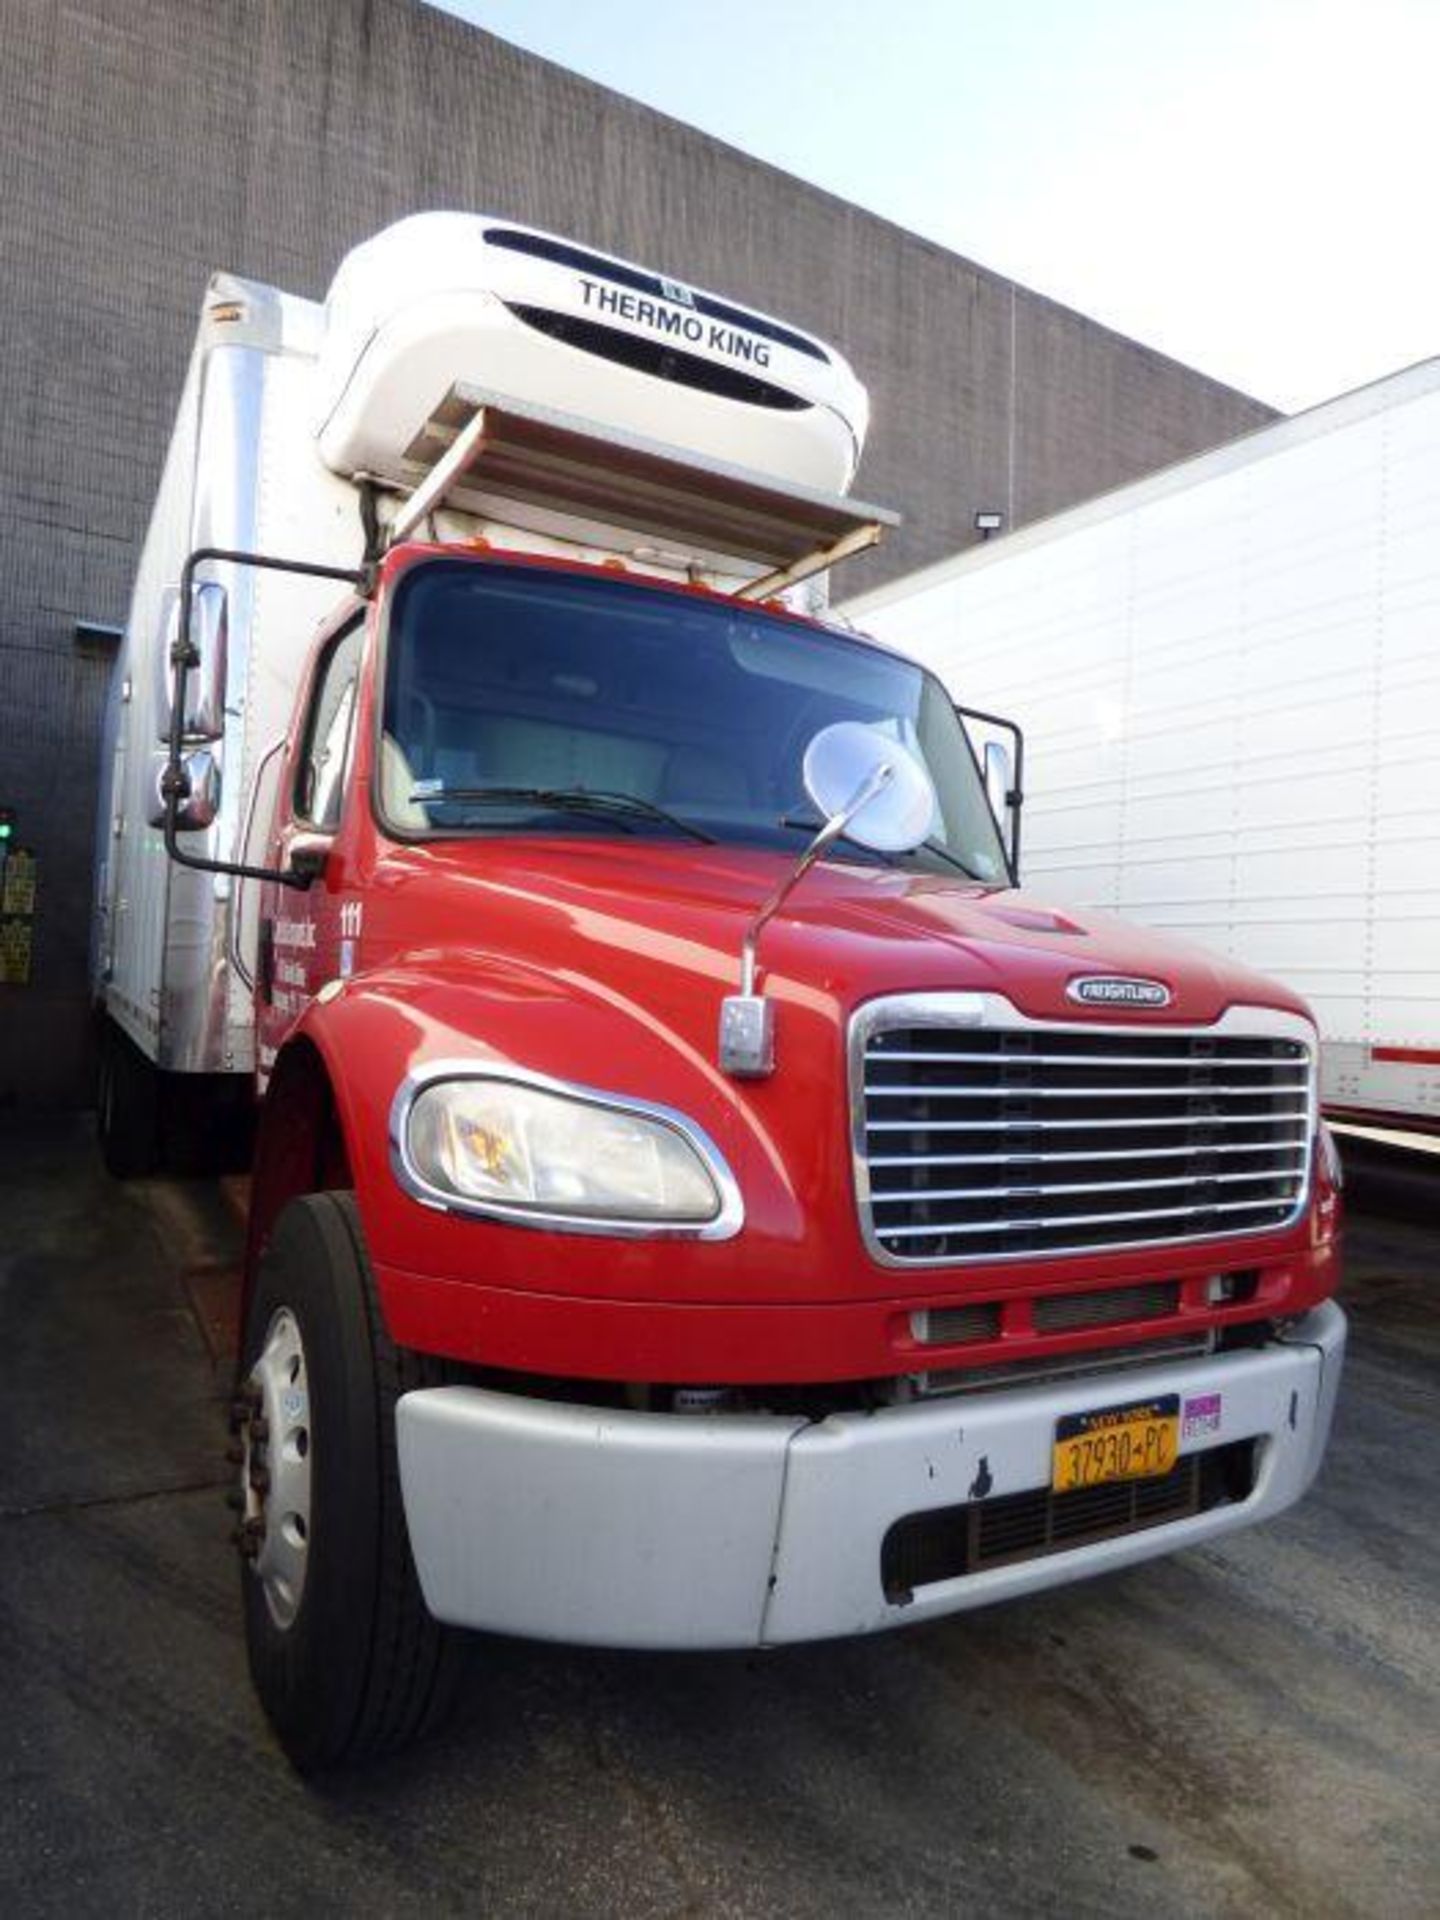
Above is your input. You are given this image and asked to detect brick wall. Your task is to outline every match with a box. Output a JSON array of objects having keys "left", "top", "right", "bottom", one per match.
[{"left": 0, "top": 0, "right": 1275, "bottom": 1107}]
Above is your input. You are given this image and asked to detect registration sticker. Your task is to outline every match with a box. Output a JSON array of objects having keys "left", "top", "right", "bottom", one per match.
[{"left": 1183, "top": 1392, "right": 1223, "bottom": 1440}]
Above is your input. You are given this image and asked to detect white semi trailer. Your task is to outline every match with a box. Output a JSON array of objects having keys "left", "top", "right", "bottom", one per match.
[{"left": 845, "top": 357, "right": 1440, "bottom": 1132}]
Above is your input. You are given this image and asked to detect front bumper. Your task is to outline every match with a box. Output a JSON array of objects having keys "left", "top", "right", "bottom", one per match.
[{"left": 395, "top": 1301, "right": 1345, "bottom": 1649}]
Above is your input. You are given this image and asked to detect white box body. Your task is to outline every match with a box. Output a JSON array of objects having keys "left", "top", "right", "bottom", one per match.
[{"left": 845, "top": 360, "right": 1440, "bottom": 1128}]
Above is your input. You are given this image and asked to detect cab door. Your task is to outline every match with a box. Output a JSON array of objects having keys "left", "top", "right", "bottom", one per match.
[{"left": 256, "top": 618, "right": 367, "bottom": 1077}]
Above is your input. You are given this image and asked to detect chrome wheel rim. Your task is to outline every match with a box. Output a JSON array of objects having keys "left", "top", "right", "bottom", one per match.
[{"left": 238, "top": 1307, "right": 313, "bottom": 1630}]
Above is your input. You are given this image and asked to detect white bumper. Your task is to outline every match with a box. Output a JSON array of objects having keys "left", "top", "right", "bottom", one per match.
[{"left": 395, "top": 1302, "right": 1345, "bottom": 1649}]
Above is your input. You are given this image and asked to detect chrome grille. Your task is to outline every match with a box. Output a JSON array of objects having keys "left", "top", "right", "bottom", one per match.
[{"left": 854, "top": 1001, "right": 1314, "bottom": 1264}]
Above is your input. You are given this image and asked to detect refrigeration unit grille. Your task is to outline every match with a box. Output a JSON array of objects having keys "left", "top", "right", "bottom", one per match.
[
  {"left": 503, "top": 305, "right": 812, "bottom": 411},
  {"left": 483, "top": 226, "right": 831, "bottom": 362}
]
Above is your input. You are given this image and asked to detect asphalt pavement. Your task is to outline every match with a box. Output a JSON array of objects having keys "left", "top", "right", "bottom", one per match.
[{"left": 1, "top": 1117, "right": 1436, "bottom": 1918}]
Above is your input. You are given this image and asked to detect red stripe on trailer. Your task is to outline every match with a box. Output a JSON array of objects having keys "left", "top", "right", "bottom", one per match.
[{"left": 1370, "top": 1047, "right": 1440, "bottom": 1066}]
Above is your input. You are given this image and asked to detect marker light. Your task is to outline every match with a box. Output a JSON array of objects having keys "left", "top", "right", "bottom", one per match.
[{"left": 403, "top": 1075, "right": 726, "bottom": 1228}]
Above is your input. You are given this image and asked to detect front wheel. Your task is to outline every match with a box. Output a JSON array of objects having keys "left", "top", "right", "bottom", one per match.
[{"left": 233, "top": 1191, "right": 462, "bottom": 1770}]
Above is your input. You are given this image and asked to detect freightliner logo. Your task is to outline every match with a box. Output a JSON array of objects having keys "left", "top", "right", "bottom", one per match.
[{"left": 1066, "top": 976, "right": 1173, "bottom": 1009}]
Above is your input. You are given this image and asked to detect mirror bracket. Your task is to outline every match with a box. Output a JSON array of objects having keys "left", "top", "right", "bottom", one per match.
[
  {"left": 286, "top": 833, "right": 331, "bottom": 888},
  {"left": 718, "top": 992, "right": 776, "bottom": 1080}
]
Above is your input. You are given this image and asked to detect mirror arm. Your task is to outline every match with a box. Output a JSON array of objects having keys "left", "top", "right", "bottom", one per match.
[
  {"left": 723, "top": 761, "right": 896, "bottom": 1079},
  {"left": 286, "top": 834, "right": 331, "bottom": 887},
  {"left": 739, "top": 761, "right": 894, "bottom": 994}
]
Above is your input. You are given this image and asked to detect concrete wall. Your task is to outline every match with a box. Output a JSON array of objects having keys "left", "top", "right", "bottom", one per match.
[{"left": 0, "top": 0, "right": 1276, "bottom": 1108}]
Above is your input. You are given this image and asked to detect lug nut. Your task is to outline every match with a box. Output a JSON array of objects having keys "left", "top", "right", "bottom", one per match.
[
  {"left": 225, "top": 1441, "right": 244, "bottom": 1465},
  {"left": 226, "top": 1384, "right": 261, "bottom": 1433},
  {"left": 249, "top": 1466, "right": 271, "bottom": 1495},
  {"left": 249, "top": 1416, "right": 269, "bottom": 1443}
]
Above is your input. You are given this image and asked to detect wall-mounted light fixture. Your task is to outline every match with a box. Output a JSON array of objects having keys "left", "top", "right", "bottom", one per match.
[{"left": 974, "top": 510, "right": 1004, "bottom": 540}]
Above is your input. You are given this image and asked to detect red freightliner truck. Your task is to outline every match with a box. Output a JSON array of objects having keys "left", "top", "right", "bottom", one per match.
[{"left": 92, "top": 214, "right": 1345, "bottom": 1770}]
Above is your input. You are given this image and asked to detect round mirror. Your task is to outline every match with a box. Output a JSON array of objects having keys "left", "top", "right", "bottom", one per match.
[{"left": 802, "top": 721, "right": 937, "bottom": 853}]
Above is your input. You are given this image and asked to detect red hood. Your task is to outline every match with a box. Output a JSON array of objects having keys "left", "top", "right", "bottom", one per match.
[
  {"left": 339, "top": 833, "right": 1330, "bottom": 1345},
  {"left": 374, "top": 837, "right": 1310, "bottom": 1030}
]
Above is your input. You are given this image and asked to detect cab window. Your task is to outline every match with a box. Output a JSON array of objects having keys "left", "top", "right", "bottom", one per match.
[{"left": 296, "top": 622, "right": 364, "bottom": 829}]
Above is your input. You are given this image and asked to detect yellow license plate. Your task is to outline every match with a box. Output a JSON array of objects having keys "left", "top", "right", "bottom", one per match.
[{"left": 1051, "top": 1394, "right": 1181, "bottom": 1493}]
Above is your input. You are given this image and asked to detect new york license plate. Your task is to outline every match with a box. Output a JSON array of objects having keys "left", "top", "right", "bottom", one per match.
[{"left": 1051, "top": 1394, "right": 1181, "bottom": 1493}]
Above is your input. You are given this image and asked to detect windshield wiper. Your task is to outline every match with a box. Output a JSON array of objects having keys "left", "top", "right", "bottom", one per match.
[
  {"left": 410, "top": 785, "right": 717, "bottom": 845},
  {"left": 917, "top": 839, "right": 986, "bottom": 881},
  {"left": 779, "top": 815, "right": 985, "bottom": 881},
  {"left": 778, "top": 814, "right": 898, "bottom": 865}
]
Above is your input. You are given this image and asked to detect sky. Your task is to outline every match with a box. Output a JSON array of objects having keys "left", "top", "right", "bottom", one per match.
[{"left": 431, "top": 0, "right": 1440, "bottom": 414}]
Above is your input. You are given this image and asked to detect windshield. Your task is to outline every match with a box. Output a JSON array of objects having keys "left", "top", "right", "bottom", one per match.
[{"left": 379, "top": 560, "right": 1009, "bottom": 881}]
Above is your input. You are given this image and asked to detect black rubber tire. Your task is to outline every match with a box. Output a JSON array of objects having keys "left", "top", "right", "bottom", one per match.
[
  {"left": 240, "top": 1191, "right": 463, "bottom": 1771},
  {"left": 95, "top": 1017, "right": 161, "bottom": 1179}
]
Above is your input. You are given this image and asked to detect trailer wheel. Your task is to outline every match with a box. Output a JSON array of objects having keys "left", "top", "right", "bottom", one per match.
[
  {"left": 234, "top": 1191, "right": 463, "bottom": 1771},
  {"left": 96, "top": 1018, "right": 161, "bottom": 1179}
]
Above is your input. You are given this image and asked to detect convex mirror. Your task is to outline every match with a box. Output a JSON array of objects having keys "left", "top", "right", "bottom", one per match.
[
  {"left": 149, "top": 746, "right": 220, "bottom": 833},
  {"left": 802, "top": 721, "right": 936, "bottom": 853}
]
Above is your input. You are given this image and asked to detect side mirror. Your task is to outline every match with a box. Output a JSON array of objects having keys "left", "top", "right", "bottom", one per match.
[
  {"left": 156, "top": 581, "right": 228, "bottom": 742},
  {"left": 957, "top": 702, "right": 1024, "bottom": 881},
  {"left": 158, "top": 542, "right": 367, "bottom": 893},
  {"left": 149, "top": 747, "right": 221, "bottom": 833},
  {"left": 720, "top": 724, "right": 936, "bottom": 1078}
]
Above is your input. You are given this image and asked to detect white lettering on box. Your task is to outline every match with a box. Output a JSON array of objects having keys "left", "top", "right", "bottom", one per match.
[{"left": 575, "top": 279, "right": 769, "bottom": 364}]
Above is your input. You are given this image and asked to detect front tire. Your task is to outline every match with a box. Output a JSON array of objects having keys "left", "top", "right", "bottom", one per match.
[{"left": 235, "top": 1191, "right": 462, "bottom": 1771}]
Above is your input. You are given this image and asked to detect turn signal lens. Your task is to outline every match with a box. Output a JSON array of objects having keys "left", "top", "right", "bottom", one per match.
[{"left": 1317, "top": 1121, "right": 1344, "bottom": 1192}]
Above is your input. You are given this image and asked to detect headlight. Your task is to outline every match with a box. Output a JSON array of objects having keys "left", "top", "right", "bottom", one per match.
[{"left": 399, "top": 1071, "right": 739, "bottom": 1235}]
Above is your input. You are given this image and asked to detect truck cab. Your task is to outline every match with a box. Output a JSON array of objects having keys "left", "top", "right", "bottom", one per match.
[{"left": 98, "top": 216, "right": 1345, "bottom": 1771}]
